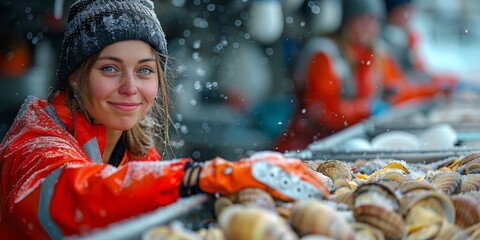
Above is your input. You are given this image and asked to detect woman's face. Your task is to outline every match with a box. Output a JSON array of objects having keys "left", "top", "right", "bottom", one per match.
[
  {"left": 85, "top": 40, "right": 159, "bottom": 130},
  {"left": 348, "top": 15, "right": 380, "bottom": 47}
]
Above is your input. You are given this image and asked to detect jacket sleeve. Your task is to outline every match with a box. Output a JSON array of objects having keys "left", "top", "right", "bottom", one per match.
[
  {"left": 381, "top": 56, "right": 439, "bottom": 104},
  {"left": 1, "top": 130, "right": 188, "bottom": 237},
  {"left": 304, "top": 53, "right": 371, "bottom": 131}
]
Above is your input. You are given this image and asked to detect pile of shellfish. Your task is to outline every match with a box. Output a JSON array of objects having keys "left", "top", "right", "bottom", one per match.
[{"left": 143, "top": 152, "right": 480, "bottom": 240}]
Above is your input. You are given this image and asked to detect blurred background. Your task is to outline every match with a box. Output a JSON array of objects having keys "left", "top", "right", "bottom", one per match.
[{"left": 1, "top": 0, "right": 480, "bottom": 160}]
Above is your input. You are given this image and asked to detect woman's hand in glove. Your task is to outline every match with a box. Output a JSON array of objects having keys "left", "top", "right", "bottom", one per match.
[{"left": 193, "top": 152, "right": 330, "bottom": 201}]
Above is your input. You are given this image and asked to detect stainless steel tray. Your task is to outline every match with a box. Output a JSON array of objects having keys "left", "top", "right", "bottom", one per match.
[
  {"left": 286, "top": 147, "right": 480, "bottom": 163},
  {"left": 69, "top": 194, "right": 213, "bottom": 240}
]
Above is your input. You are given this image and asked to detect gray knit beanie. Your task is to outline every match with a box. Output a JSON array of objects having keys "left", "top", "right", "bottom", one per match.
[
  {"left": 341, "top": 0, "right": 385, "bottom": 26},
  {"left": 56, "top": 0, "right": 168, "bottom": 88}
]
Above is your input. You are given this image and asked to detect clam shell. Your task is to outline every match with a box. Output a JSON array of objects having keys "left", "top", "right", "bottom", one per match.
[
  {"left": 384, "top": 160, "right": 410, "bottom": 174},
  {"left": 218, "top": 205, "right": 298, "bottom": 240},
  {"left": 353, "top": 205, "right": 406, "bottom": 240},
  {"left": 465, "top": 222, "right": 480, "bottom": 239},
  {"left": 373, "top": 171, "right": 405, "bottom": 190},
  {"left": 351, "top": 222, "right": 385, "bottom": 240},
  {"left": 459, "top": 152, "right": 480, "bottom": 166},
  {"left": 427, "top": 156, "right": 459, "bottom": 170},
  {"left": 214, "top": 197, "right": 233, "bottom": 217},
  {"left": 404, "top": 204, "right": 443, "bottom": 239},
  {"left": 428, "top": 171, "right": 462, "bottom": 195},
  {"left": 309, "top": 170, "right": 334, "bottom": 191},
  {"left": 333, "top": 189, "right": 354, "bottom": 208},
  {"left": 398, "top": 180, "right": 435, "bottom": 196},
  {"left": 435, "top": 222, "right": 470, "bottom": 240},
  {"left": 290, "top": 199, "right": 354, "bottom": 240},
  {"left": 235, "top": 188, "right": 276, "bottom": 211},
  {"left": 303, "top": 161, "right": 320, "bottom": 172},
  {"left": 197, "top": 227, "right": 225, "bottom": 240},
  {"left": 461, "top": 191, "right": 480, "bottom": 202},
  {"left": 456, "top": 159, "right": 480, "bottom": 175},
  {"left": 316, "top": 160, "right": 352, "bottom": 181},
  {"left": 451, "top": 194, "right": 480, "bottom": 229},
  {"left": 459, "top": 174, "right": 480, "bottom": 193},
  {"left": 354, "top": 159, "right": 386, "bottom": 175},
  {"left": 142, "top": 223, "right": 202, "bottom": 240},
  {"left": 353, "top": 183, "right": 400, "bottom": 212},
  {"left": 401, "top": 191, "right": 455, "bottom": 224}
]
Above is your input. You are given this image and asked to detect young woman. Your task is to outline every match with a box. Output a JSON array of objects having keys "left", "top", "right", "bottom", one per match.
[{"left": 0, "top": 0, "right": 329, "bottom": 238}]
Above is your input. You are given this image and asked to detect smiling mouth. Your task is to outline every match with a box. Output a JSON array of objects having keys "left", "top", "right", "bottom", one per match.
[{"left": 109, "top": 102, "right": 141, "bottom": 112}]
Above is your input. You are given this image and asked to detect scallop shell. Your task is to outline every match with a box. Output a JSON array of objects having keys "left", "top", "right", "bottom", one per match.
[
  {"left": 353, "top": 205, "right": 406, "bottom": 240},
  {"left": 218, "top": 205, "right": 298, "bottom": 240},
  {"left": 428, "top": 171, "right": 462, "bottom": 195},
  {"left": 316, "top": 160, "right": 352, "bottom": 181},
  {"left": 451, "top": 194, "right": 480, "bottom": 229},
  {"left": 290, "top": 199, "right": 354, "bottom": 240}
]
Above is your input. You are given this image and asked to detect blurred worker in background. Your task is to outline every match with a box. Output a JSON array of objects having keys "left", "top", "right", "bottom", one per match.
[
  {"left": 275, "top": 0, "right": 445, "bottom": 152},
  {"left": 0, "top": 0, "right": 328, "bottom": 238},
  {"left": 381, "top": 0, "right": 458, "bottom": 93}
]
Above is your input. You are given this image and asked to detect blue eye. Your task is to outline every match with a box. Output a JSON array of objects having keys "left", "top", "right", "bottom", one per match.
[
  {"left": 138, "top": 67, "right": 153, "bottom": 75},
  {"left": 102, "top": 65, "right": 116, "bottom": 73}
]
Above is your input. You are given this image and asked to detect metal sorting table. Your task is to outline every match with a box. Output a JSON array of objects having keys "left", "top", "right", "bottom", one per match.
[
  {"left": 69, "top": 194, "right": 214, "bottom": 240},
  {"left": 69, "top": 96, "right": 480, "bottom": 239},
  {"left": 285, "top": 97, "right": 480, "bottom": 162}
]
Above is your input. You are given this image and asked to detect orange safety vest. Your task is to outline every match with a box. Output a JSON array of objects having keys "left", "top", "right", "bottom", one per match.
[{"left": 0, "top": 92, "right": 189, "bottom": 239}]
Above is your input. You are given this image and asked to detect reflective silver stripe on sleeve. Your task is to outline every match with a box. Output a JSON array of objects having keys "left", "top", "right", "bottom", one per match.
[
  {"left": 83, "top": 137, "right": 102, "bottom": 164},
  {"left": 43, "top": 105, "right": 67, "bottom": 131},
  {"left": 251, "top": 161, "right": 326, "bottom": 200},
  {"left": 38, "top": 167, "right": 64, "bottom": 239}
]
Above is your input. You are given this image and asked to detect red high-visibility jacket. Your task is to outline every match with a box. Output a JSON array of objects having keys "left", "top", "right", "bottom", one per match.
[
  {"left": 275, "top": 37, "right": 439, "bottom": 152},
  {"left": 0, "top": 92, "right": 189, "bottom": 239}
]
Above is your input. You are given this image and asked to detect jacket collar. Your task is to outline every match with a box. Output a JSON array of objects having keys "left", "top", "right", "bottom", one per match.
[{"left": 52, "top": 92, "right": 106, "bottom": 164}]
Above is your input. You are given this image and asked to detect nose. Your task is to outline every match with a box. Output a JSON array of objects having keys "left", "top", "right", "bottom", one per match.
[{"left": 119, "top": 74, "right": 137, "bottom": 95}]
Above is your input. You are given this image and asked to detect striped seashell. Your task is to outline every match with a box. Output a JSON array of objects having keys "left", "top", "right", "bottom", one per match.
[
  {"left": 428, "top": 171, "right": 462, "bottom": 195},
  {"left": 353, "top": 204, "right": 406, "bottom": 240},
  {"left": 235, "top": 188, "right": 276, "bottom": 212},
  {"left": 218, "top": 205, "right": 298, "bottom": 240},
  {"left": 451, "top": 194, "right": 480, "bottom": 229},
  {"left": 351, "top": 222, "right": 385, "bottom": 240},
  {"left": 459, "top": 174, "right": 480, "bottom": 193},
  {"left": 316, "top": 160, "right": 352, "bottom": 181},
  {"left": 290, "top": 199, "right": 354, "bottom": 240}
]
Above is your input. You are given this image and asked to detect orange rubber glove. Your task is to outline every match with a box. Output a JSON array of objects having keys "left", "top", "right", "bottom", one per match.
[{"left": 198, "top": 152, "right": 330, "bottom": 201}]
